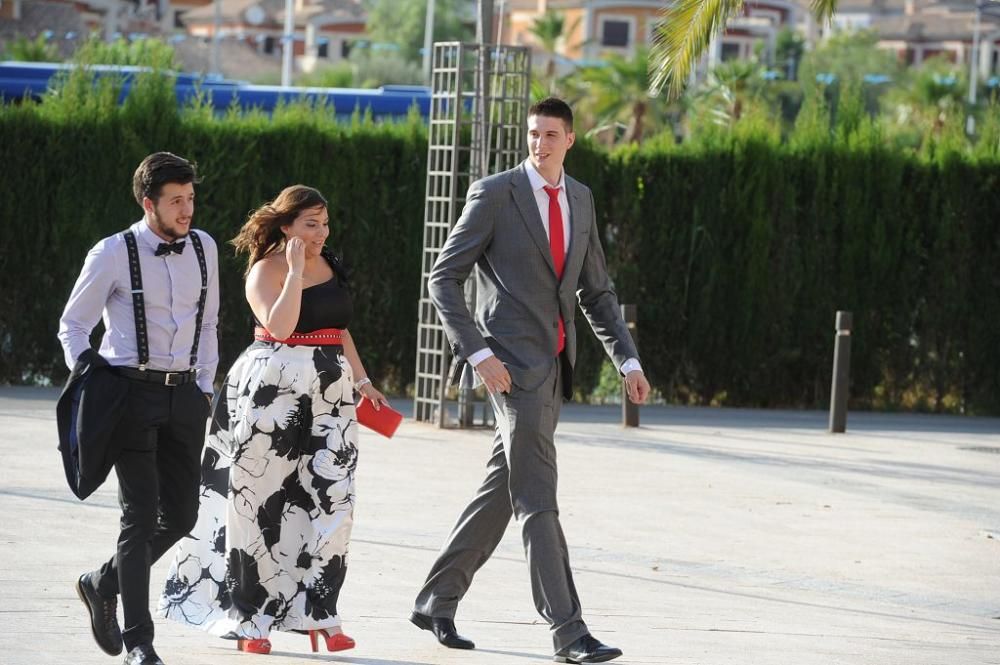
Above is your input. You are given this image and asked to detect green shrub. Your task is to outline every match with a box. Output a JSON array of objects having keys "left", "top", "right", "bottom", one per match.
[
  {"left": 3, "top": 34, "right": 61, "bottom": 62},
  {"left": 297, "top": 63, "right": 356, "bottom": 89}
]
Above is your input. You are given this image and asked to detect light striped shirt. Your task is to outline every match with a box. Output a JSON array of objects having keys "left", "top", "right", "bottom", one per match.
[{"left": 58, "top": 219, "right": 220, "bottom": 392}]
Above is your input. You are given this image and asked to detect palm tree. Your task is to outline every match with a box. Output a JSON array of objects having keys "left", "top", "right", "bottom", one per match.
[
  {"left": 650, "top": 0, "right": 838, "bottom": 100},
  {"left": 577, "top": 47, "right": 660, "bottom": 145},
  {"left": 694, "top": 59, "right": 766, "bottom": 126},
  {"left": 528, "top": 9, "right": 581, "bottom": 86},
  {"left": 885, "top": 56, "right": 967, "bottom": 138}
]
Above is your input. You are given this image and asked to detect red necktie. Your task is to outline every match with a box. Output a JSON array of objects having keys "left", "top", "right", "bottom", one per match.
[{"left": 544, "top": 185, "right": 566, "bottom": 355}]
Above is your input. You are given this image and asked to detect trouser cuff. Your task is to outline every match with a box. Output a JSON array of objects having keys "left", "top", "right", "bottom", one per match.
[{"left": 552, "top": 622, "right": 589, "bottom": 652}]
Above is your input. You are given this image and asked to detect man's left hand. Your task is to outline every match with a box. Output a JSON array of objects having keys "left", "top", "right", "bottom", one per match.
[{"left": 624, "top": 370, "right": 650, "bottom": 405}]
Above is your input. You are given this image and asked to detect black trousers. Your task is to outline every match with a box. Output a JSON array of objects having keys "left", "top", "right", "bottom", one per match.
[{"left": 90, "top": 378, "right": 209, "bottom": 650}]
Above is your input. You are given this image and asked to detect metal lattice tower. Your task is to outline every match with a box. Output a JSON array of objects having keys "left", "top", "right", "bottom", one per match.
[{"left": 413, "top": 41, "right": 531, "bottom": 427}]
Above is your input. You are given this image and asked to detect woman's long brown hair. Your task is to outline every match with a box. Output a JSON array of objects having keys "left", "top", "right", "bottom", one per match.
[{"left": 231, "top": 185, "right": 328, "bottom": 276}]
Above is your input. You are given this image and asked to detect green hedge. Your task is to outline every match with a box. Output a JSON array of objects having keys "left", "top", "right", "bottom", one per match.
[
  {"left": 0, "top": 101, "right": 428, "bottom": 392},
  {"left": 565, "top": 117, "right": 1000, "bottom": 414},
  {"left": 2, "top": 91, "right": 999, "bottom": 414}
]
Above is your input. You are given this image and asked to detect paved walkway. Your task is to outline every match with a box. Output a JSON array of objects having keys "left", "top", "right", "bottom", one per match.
[{"left": 0, "top": 386, "right": 998, "bottom": 665}]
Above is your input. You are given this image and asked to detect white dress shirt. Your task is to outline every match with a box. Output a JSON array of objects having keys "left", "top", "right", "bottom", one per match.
[
  {"left": 57, "top": 219, "right": 220, "bottom": 393},
  {"left": 524, "top": 158, "right": 571, "bottom": 254},
  {"left": 469, "top": 162, "right": 642, "bottom": 376}
]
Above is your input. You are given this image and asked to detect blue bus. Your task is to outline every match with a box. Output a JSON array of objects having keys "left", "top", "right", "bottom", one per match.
[{"left": 0, "top": 61, "right": 430, "bottom": 120}]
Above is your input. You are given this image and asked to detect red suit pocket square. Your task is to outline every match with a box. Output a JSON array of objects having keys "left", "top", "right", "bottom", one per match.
[{"left": 356, "top": 399, "right": 403, "bottom": 438}]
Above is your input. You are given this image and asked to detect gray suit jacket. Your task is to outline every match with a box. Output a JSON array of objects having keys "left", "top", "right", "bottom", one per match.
[{"left": 428, "top": 160, "right": 639, "bottom": 399}]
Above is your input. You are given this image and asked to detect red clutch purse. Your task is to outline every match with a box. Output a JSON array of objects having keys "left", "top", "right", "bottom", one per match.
[{"left": 356, "top": 398, "right": 403, "bottom": 438}]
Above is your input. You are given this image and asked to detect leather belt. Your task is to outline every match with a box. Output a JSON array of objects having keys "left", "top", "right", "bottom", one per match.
[
  {"left": 114, "top": 366, "right": 197, "bottom": 386},
  {"left": 254, "top": 326, "right": 345, "bottom": 346}
]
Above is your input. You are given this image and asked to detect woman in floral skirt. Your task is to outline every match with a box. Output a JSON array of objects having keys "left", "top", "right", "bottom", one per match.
[{"left": 158, "top": 185, "right": 387, "bottom": 655}]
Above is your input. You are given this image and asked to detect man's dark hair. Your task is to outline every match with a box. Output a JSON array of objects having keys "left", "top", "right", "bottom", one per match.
[
  {"left": 528, "top": 97, "right": 574, "bottom": 132},
  {"left": 132, "top": 152, "right": 200, "bottom": 205}
]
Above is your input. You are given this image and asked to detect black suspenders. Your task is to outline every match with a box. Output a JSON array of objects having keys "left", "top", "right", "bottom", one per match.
[
  {"left": 188, "top": 231, "right": 209, "bottom": 368},
  {"left": 122, "top": 230, "right": 208, "bottom": 371},
  {"left": 122, "top": 231, "right": 149, "bottom": 370}
]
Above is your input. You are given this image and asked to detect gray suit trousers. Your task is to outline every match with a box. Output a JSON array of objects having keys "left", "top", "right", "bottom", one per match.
[{"left": 414, "top": 359, "right": 589, "bottom": 650}]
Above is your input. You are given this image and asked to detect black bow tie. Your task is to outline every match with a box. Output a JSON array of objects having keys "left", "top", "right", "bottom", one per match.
[{"left": 155, "top": 241, "right": 186, "bottom": 257}]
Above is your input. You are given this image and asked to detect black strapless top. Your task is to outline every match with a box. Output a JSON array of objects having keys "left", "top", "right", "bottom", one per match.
[
  {"left": 254, "top": 252, "right": 352, "bottom": 333},
  {"left": 295, "top": 273, "right": 353, "bottom": 332}
]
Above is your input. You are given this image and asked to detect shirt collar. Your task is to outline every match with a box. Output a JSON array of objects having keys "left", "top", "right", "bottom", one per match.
[
  {"left": 524, "top": 159, "right": 565, "bottom": 193},
  {"left": 134, "top": 218, "right": 188, "bottom": 252}
]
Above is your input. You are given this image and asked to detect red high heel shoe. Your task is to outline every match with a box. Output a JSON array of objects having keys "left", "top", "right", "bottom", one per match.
[
  {"left": 308, "top": 628, "right": 355, "bottom": 653},
  {"left": 236, "top": 638, "right": 272, "bottom": 654}
]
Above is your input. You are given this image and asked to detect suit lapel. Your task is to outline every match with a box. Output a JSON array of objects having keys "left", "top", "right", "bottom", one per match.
[
  {"left": 562, "top": 177, "right": 589, "bottom": 285},
  {"left": 510, "top": 164, "right": 557, "bottom": 276}
]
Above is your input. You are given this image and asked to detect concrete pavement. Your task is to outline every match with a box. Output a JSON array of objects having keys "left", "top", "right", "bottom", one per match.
[{"left": 0, "top": 386, "right": 998, "bottom": 665}]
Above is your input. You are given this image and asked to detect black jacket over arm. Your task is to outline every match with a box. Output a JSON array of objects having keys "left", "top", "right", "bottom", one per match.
[{"left": 56, "top": 349, "right": 130, "bottom": 499}]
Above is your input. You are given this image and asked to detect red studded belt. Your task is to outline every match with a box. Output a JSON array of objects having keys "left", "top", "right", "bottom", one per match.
[{"left": 253, "top": 326, "right": 345, "bottom": 346}]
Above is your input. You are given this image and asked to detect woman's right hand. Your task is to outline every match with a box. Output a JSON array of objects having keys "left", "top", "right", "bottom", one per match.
[{"left": 285, "top": 237, "right": 306, "bottom": 277}]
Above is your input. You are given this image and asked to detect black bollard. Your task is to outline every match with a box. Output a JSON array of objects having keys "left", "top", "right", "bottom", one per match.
[
  {"left": 621, "top": 304, "right": 639, "bottom": 427},
  {"left": 829, "top": 311, "right": 852, "bottom": 433}
]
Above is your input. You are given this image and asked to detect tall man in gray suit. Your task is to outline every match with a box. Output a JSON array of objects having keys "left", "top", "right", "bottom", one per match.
[{"left": 410, "top": 98, "right": 650, "bottom": 664}]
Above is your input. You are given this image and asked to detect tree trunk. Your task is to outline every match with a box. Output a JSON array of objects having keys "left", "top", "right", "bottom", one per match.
[{"left": 626, "top": 101, "right": 647, "bottom": 144}]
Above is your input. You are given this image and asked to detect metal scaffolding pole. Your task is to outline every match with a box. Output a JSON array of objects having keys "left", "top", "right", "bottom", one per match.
[{"left": 412, "top": 23, "right": 531, "bottom": 428}]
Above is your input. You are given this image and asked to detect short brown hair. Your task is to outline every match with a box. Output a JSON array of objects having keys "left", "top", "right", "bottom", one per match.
[
  {"left": 132, "top": 152, "right": 200, "bottom": 205},
  {"left": 231, "top": 185, "right": 329, "bottom": 275},
  {"left": 528, "top": 97, "right": 574, "bottom": 132}
]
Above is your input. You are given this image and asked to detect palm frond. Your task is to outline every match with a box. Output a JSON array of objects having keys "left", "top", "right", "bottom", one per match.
[
  {"left": 528, "top": 10, "right": 566, "bottom": 52},
  {"left": 649, "top": 0, "right": 746, "bottom": 100},
  {"left": 810, "top": 0, "right": 838, "bottom": 23}
]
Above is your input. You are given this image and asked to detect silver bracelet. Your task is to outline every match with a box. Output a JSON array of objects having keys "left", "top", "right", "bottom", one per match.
[{"left": 355, "top": 377, "right": 372, "bottom": 390}]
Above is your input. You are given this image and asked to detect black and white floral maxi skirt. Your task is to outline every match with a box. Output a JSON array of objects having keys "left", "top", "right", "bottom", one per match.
[{"left": 157, "top": 342, "right": 358, "bottom": 639}]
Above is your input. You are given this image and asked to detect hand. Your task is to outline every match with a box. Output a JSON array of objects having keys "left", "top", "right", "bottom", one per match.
[
  {"left": 285, "top": 237, "right": 306, "bottom": 277},
  {"left": 475, "top": 356, "right": 512, "bottom": 394},
  {"left": 624, "top": 370, "right": 650, "bottom": 405},
  {"left": 359, "top": 382, "right": 388, "bottom": 410}
]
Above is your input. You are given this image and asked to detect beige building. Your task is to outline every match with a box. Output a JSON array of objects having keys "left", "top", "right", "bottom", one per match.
[
  {"left": 501, "top": 0, "right": 803, "bottom": 67},
  {"left": 499, "top": 0, "right": 999, "bottom": 79},
  {"left": 1, "top": 0, "right": 214, "bottom": 51},
  {"left": 0, "top": 0, "right": 365, "bottom": 76},
  {"left": 180, "top": 0, "right": 366, "bottom": 70},
  {"left": 831, "top": 0, "right": 1000, "bottom": 74},
  {"left": 503, "top": 0, "right": 665, "bottom": 63}
]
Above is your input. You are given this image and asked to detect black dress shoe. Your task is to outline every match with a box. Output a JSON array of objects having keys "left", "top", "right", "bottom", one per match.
[
  {"left": 123, "top": 644, "right": 165, "bottom": 665},
  {"left": 409, "top": 611, "right": 475, "bottom": 649},
  {"left": 554, "top": 633, "right": 622, "bottom": 664},
  {"left": 76, "top": 574, "right": 123, "bottom": 656}
]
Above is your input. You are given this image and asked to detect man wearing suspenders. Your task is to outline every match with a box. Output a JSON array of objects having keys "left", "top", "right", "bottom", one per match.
[{"left": 58, "top": 152, "right": 220, "bottom": 665}]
